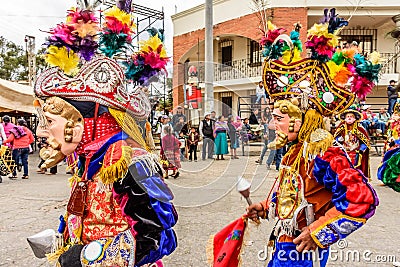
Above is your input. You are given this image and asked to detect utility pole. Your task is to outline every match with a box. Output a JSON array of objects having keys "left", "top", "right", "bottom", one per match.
[
  {"left": 24, "top": 35, "right": 36, "bottom": 86},
  {"left": 204, "top": 0, "right": 214, "bottom": 114}
]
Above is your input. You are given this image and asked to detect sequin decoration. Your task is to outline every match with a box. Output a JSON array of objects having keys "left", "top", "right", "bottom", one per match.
[{"left": 263, "top": 58, "right": 355, "bottom": 116}]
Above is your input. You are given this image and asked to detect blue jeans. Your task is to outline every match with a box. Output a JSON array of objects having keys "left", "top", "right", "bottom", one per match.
[
  {"left": 260, "top": 138, "right": 268, "bottom": 161},
  {"left": 388, "top": 98, "right": 397, "bottom": 115},
  {"left": 12, "top": 147, "right": 29, "bottom": 176},
  {"left": 266, "top": 148, "right": 283, "bottom": 170},
  {"left": 256, "top": 93, "right": 267, "bottom": 104},
  {"left": 361, "top": 120, "right": 371, "bottom": 132}
]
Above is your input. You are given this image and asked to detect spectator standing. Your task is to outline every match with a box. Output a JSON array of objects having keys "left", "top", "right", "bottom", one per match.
[
  {"left": 255, "top": 81, "right": 269, "bottom": 104},
  {"left": 171, "top": 106, "right": 186, "bottom": 127},
  {"left": 173, "top": 117, "right": 188, "bottom": 136},
  {"left": 213, "top": 115, "right": 229, "bottom": 160},
  {"left": 210, "top": 111, "right": 217, "bottom": 121},
  {"left": 265, "top": 117, "right": 283, "bottom": 170},
  {"left": 256, "top": 106, "right": 273, "bottom": 164},
  {"left": 1, "top": 115, "right": 16, "bottom": 148},
  {"left": 3, "top": 118, "right": 34, "bottom": 179},
  {"left": 178, "top": 132, "right": 187, "bottom": 161},
  {"left": 227, "top": 115, "right": 239, "bottom": 159},
  {"left": 387, "top": 80, "right": 398, "bottom": 115},
  {"left": 187, "top": 126, "right": 199, "bottom": 161},
  {"left": 199, "top": 113, "right": 215, "bottom": 160},
  {"left": 160, "top": 125, "right": 181, "bottom": 179},
  {"left": 160, "top": 115, "right": 172, "bottom": 140}
]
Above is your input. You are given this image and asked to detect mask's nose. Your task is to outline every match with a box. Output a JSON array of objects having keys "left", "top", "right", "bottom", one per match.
[{"left": 36, "top": 125, "right": 49, "bottom": 138}]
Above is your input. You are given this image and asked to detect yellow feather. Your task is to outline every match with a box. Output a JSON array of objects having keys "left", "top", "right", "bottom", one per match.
[
  {"left": 104, "top": 6, "right": 135, "bottom": 28},
  {"left": 267, "top": 21, "right": 276, "bottom": 30},
  {"left": 282, "top": 48, "right": 302, "bottom": 64},
  {"left": 45, "top": 46, "right": 79, "bottom": 76},
  {"left": 139, "top": 34, "right": 167, "bottom": 57}
]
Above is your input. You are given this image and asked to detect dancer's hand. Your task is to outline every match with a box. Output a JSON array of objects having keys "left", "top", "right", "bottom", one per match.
[
  {"left": 246, "top": 203, "right": 266, "bottom": 221},
  {"left": 293, "top": 227, "right": 318, "bottom": 252}
]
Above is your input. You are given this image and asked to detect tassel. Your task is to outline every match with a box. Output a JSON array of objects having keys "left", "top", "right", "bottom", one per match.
[
  {"left": 307, "top": 129, "right": 334, "bottom": 158},
  {"left": 206, "top": 235, "right": 215, "bottom": 266},
  {"left": 98, "top": 145, "right": 133, "bottom": 184},
  {"left": 109, "top": 108, "right": 150, "bottom": 151},
  {"left": 297, "top": 109, "right": 325, "bottom": 143},
  {"left": 268, "top": 202, "right": 276, "bottom": 221},
  {"left": 46, "top": 235, "right": 69, "bottom": 264}
]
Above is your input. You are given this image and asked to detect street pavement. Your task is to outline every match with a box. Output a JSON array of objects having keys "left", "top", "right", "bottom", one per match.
[{"left": 0, "top": 147, "right": 399, "bottom": 267}]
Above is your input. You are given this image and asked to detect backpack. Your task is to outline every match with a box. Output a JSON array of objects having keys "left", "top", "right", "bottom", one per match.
[{"left": 10, "top": 126, "right": 27, "bottom": 139}]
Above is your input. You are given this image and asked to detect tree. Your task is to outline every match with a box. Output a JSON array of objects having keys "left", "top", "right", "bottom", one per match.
[
  {"left": 0, "top": 36, "right": 27, "bottom": 80},
  {"left": 0, "top": 36, "right": 48, "bottom": 81},
  {"left": 158, "top": 77, "right": 173, "bottom": 113}
]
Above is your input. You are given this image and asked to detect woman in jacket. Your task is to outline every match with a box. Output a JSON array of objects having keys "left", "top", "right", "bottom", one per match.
[{"left": 3, "top": 118, "right": 34, "bottom": 179}]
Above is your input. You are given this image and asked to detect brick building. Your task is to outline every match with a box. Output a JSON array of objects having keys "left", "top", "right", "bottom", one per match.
[{"left": 172, "top": 0, "right": 400, "bottom": 118}]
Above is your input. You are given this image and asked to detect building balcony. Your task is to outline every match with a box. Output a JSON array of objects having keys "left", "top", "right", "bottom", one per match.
[
  {"left": 184, "top": 52, "right": 399, "bottom": 86},
  {"left": 184, "top": 58, "right": 263, "bottom": 85}
]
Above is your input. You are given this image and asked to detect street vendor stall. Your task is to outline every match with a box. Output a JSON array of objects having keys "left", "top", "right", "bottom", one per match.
[{"left": 0, "top": 79, "right": 37, "bottom": 150}]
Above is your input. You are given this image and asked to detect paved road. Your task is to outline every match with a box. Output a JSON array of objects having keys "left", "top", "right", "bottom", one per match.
[{"left": 0, "top": 148, "right": 399, "bottom": 266}]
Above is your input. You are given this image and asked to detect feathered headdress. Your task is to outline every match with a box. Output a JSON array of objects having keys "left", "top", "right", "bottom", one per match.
[
  {"left": 261, "top": 8, "right": 382, "bottom": 115},
  {"left": 36, "top": 0, "right": 168, "bottom": 118}
]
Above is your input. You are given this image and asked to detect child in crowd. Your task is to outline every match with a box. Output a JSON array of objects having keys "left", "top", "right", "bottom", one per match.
[
  {"left": 187, "top": 126, "right": 199, "bottom": 161},
  {"left": 178, "top": 132, "right": 187, "bottom": 161}
]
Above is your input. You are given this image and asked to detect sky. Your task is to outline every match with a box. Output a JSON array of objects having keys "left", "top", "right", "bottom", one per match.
[{"left": 0, "top": 0, "right": 204, "bottom": 55}]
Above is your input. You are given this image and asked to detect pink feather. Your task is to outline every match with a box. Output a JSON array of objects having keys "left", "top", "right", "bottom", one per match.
[{"left": 351, "top": 75, "right": 374, "bottom": 100}]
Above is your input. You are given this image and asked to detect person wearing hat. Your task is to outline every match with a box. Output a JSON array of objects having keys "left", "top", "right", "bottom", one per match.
[
  {"left": 29, "top": 2, "right": 177, "bottom": 266},
  {"left": 334, "top": 107, "right": 371, "bottom": 177},
  {"left": 377, "top": 102, "right": 400, "bottom": 192},
  {"left": 199, "top": 113, "right": 215, "bottom": 160},
  {"left": 3, "top": 118, "right": 34, "bottom": 179},
  {"left": 242, "top": 10, "right": 378, "bottom": 267}
]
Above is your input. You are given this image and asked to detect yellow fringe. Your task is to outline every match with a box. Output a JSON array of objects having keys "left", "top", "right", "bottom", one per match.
[
  {"left": 298, "top": 109, "right": 325, "bottom": 143},
  {"left": 68, "top": 174, "right": 81, "bottom": 187},
  {"left": 307, "top": 129, "right": 334, "bottom": 157},
  {"left": 98, "top": 145, "right": 133, "bottom": 184},
  {"left": 206, "top": 234, "right": 215, "bottom": 267},
  {"left": 109, "top": 108, "right": 150, "bottom": 152},
  {"left": 46, "top": 244, "right": 71, "bottom": 264}
]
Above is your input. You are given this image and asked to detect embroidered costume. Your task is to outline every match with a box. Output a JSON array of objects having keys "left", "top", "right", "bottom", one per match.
[
  {"left": 28, "top": 1, "right": 177, "bottom": 266},
  {"left": 377, "top": 103, "right": 400, "bottom": 192},
  {"left": 209, "top": 9, "right": 380, "bottom": 267},
  {"left": 334, "top": 108, "right": 371, "bottom": 177}
]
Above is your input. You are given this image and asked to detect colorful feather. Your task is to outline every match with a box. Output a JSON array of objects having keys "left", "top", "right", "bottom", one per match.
[{"left": 45, "top": 46, "right": 79, "bottom": 76}]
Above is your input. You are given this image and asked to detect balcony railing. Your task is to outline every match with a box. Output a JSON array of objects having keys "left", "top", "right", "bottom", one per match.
[
  {"left": 184, "top": 53, "right": 399, "bottom": 84},
  {"left": 380, "top": 52, "right": 400, "bottom": 74},
  {"left": 184, "top": 59, "right": 263, "bottom": 84}
]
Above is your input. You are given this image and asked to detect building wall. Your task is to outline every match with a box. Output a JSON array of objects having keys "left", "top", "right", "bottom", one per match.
[{"left": 172, "top": 7, "right": 308, "bottom": 108}]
